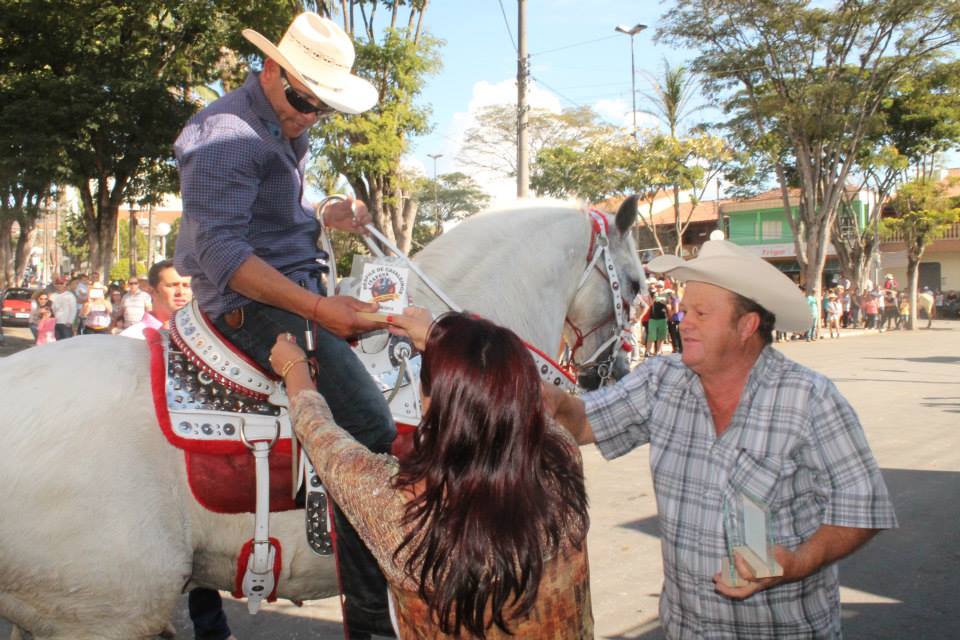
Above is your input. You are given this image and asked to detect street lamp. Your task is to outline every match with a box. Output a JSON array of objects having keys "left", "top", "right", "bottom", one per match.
[
  {"left": 615, "top": 23, "right": 648, "bottom": 141},
  {"left": 427, "top": 153, "right": 443, "bottom": 235}
]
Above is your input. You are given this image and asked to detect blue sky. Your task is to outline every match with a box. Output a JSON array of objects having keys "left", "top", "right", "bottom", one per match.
[
  {"left": 404, "top": 1, "right": 689, "bottom": 201},
  {"left": 398, "top": 1, "right": 958, "bottom": 203}
]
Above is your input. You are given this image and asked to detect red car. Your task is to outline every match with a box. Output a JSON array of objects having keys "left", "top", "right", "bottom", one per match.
[{"left": 1, "top": 288, "right": 35, "bottom": 325}]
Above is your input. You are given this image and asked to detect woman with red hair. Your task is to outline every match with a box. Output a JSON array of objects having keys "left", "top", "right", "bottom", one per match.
[{"left": 271, "top": 310, "right": 592, "bottom": 638}]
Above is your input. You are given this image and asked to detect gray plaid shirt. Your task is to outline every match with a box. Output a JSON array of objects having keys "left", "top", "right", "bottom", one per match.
[{"left": 584, "top": 347, "right": 897, "bottom": 639}]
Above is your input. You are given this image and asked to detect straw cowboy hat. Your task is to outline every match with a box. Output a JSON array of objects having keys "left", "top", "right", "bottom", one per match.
[
  {"left": 646, "top": 239, "right": 809, "bottom": 332},
  {"left": 243, "top": 12, "right": 377, "bottom": 114}
]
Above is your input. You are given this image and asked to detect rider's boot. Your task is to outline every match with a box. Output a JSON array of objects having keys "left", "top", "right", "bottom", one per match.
[{"left": 333, "top": 503, "right": 396, "bottom": 639}]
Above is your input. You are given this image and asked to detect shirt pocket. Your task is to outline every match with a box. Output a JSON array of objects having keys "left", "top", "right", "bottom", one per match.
[{"left": 726, "top": 448, "right": 795, "bottom": 513}]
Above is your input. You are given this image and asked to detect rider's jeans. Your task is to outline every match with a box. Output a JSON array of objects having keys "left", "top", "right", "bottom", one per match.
[{"left": 213, "top": 298, "right": 396, "bottom": 638}]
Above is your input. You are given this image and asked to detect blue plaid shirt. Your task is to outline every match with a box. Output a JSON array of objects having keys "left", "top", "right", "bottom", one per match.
[
  {"left": 174, "top": 73, "right": 324, "bottom": 319},
  {"left": 584, "top": 347, "right": 897, "bottom": 639}
]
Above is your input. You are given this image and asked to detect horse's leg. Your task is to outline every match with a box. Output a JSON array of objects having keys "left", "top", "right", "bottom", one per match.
[{"left": 0, "top": 338, "right": 193, "bottom": 640}]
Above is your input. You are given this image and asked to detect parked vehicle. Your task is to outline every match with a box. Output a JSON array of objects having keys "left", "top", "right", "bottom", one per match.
[{"left": 1, "top": 288, "right": 35, "bottom": 325}]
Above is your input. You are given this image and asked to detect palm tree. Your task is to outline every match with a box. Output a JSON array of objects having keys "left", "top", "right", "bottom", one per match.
[{"left": 639, "top": 59, "right": 706, "bottom": 254}]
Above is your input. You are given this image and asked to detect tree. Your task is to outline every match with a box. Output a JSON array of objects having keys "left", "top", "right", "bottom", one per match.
[
  {"left": 315, "top": 1, "right": 441, "bottom": 255},
  {"left": 638, "top": 59, "right": 720, "bottom": 255},
  {"left": 883, "top": 178, "right": 959, "bottom": 329},
  {"left": 410, "top": 171, "right": 490, "bottom": 249},
  {"left": 531, "top": 137, "right": 641, "bottom": 204},
  {"left": 0, "top": 0, "right": 301, "bottom": 278},
  {"left": 835, "top": 60, "right": 960, "bottom": 295},
  {"left": 659, "top": 0, "right": 960, "bottom": 299},
  {"left": 0, "top": 68, "right": 65, "bottom": 288},
  {"left": 458, "top": 105, "right": 616, "bottom": 180}
]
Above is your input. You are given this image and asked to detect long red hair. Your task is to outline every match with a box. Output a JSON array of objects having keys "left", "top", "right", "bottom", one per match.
[{"left": 394, "top": 313, "right": 588, "bottom": 637}]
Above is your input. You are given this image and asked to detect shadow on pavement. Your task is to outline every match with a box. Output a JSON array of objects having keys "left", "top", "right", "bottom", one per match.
[
  {"left": 601, "top": 468, "right": 960, "bottom": 640},
  {"left": 868, "top": 355, "right": 960, "bottom": 365},
  {"left": 167, "top": 593, "right": 346, "bottom": 639}
]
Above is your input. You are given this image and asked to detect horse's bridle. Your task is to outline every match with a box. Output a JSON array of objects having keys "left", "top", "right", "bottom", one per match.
[{"left": 562, "top": 210, "right": 632, "bottom": 386}]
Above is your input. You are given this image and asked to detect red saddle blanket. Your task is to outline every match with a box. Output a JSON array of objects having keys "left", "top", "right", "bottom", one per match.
[{"left": 146, "top": 328, "right": 298, "bottom": 514}]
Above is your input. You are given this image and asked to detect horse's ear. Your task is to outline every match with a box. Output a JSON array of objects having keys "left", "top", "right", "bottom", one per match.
[{"left": 615, "top": 195, "right": 638, "bottom": 236}]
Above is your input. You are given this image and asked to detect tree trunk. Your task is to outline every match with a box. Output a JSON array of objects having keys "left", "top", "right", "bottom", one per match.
[
  {"left": 13, "top": 217, "right": 38, "bottom": 287},
  {"left": 673, "top": 184, "right": 682, "bottom": 255},
  {"left": 0, "top": 218, "right": 14, "bottom": 289},
  {"left": 801, "top": 220, "right": 830, "bottom": 305},
  {"left": 905, "top": 244, "right": 926, "bottom": 331}
]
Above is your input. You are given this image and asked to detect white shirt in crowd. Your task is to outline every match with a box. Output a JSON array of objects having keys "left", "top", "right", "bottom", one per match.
[
  {"left": 120, "top": 290, "right": 153, "bottom": 328},
  {"left": 49, "top": 290, "right": 78, "bottom": 325}
]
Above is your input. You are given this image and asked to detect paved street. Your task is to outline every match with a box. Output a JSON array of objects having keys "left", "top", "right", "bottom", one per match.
[{"left": 2, "top": 321, "right": 958, "bottom": 639}]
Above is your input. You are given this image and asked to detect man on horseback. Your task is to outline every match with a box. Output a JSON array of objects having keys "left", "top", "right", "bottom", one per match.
[{"left": 174, "top": 11, "right": 396, "bottom": 640}]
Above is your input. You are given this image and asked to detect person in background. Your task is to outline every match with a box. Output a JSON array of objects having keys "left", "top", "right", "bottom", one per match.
[
  {"left": 827, "top": 292, "right": 842, "bottom": 338},
  {"left": 666, "top": 285, "right": 683, "bottom": 354},
  {"left": 28, "top": 290, "right": 51, "bottom": 341},
  {"left": 73, "top": 273, "right": 90, "bottom": 334},
  {"left": 118, "top": 276, "right": 153, "bottom": 329},
  {"left": 805, "top": 289, "right": 820, "bottom": 341},
  {"left": 120, "top": 260, "right": 191, "bottom": 337},
  {"left": 645, "top": 286, "right": 669, "bottom": 356},
  {"left": 81, "top": 282, "right": 113, "bottom": 334},
  {"left": 860, "top": 289, "right": 879, "bottom": 330},
  {"left": 49, "top": 276, "right": 78, "bottom": 340},
  {"left": 35, "top": 305, "right": 57, "bottom": 345},
  {"left": 899, "top": 293, "right": 911, "bottom": 329},
  {"left": 107, "top": 285, "right": 125, "bottom": 334}
]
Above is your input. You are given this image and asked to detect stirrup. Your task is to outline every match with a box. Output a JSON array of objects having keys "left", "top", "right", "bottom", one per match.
[{"left": 302, "top": 453, "right": 333, "bottom": 555}]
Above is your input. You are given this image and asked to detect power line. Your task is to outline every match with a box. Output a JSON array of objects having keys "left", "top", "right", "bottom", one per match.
[
  {"left": 496, "top": 0, "right": 518, "bottom": 53},
  {"left": 529, "top": 74, "right": 582, "bottom": 109},
  {"left": 530, "top": 34, "right": 619, "bottom": 57}
]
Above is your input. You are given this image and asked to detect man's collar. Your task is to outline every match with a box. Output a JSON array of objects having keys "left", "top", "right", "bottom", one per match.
[{"left": 245, "top": 72, "right": 281, "bottom": 134}]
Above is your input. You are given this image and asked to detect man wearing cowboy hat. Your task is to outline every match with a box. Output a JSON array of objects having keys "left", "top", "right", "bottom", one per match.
[
  {"left": 174, "top": 11, "right": 395, "bottom": 639},
  {"left": 545, "top": 239, "right": 896, "bottom": 638}
]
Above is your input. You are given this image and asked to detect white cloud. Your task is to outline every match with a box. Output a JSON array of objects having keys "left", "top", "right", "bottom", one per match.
[{"left": 408, "top": 77, "right": 658, "bottom": 207}]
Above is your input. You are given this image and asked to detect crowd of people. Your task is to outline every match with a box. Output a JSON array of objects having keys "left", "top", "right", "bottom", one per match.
[
  {"left": 628, "top": 272, "right": 948, "bottom": 361},
  {"left": 22, "top": 261, "right": 191, "bottom": 346}
]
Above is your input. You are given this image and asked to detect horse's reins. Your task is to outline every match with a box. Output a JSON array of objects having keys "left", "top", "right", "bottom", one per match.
[
  {"left": 561, "top": 210, "right": 632, "bottom": 385},
  {"left": 319, "top": 198, "right": 625, "bottom": 389}
]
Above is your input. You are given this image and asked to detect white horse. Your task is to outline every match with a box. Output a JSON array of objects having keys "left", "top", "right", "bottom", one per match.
[{"left": 0, "top": 199, "right": 641, "bottom": 639}]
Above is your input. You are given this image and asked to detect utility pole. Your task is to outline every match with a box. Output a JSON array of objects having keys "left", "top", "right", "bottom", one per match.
[
  {"left": 615, "top": 23, "right": 647, "bottom": 141},
  {"left": 128, "top": 203, "right": 137, "bottom": 278},
  {"left": 517, "top": 0, "right": 529, "bottom": 198},
  {"left": 427, "top": 153, "right": 443, "bottom": 235}
]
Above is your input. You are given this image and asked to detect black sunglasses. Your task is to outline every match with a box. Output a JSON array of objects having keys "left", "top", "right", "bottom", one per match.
[{"left": 280, "top": 70, "right": 333, "bottom": 116}]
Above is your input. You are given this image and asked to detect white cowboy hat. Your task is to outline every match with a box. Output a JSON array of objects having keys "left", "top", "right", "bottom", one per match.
[
  {"left": 243, "top": 12, "right": 377, "bottom": 114},
  {"left": 646, "top": 239, "right": 809, "bottom": 332}
]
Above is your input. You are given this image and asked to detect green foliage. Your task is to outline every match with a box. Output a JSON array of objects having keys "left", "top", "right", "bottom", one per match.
[
  {"left": 883, "top": 179, "right": 960, "bottom": 255},
  {"left": 311, "top": 5, "right": 442, "bottom": 254},
  {"left": 0, "top": 0, "right": 304, "bottom": 275},
  {"left": 658, "top": 0, "right": 960, "bottom": 291},
  {"left": 459, "top": 105, "right": 617, "bottom": 179},
  {"left": 410, "top": 172, "right": 490, "bottom": 249},
  {"left": 56, "top": 211, "right": 91, "bottom": 268}
]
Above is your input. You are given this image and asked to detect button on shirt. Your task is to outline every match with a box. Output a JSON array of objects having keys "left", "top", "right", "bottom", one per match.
[
  {"left": 174, "top": 72, "right": 323, "bottom": 319},
  {"left": 583, "top": 347, "right": 897, "bottom": 639}
]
